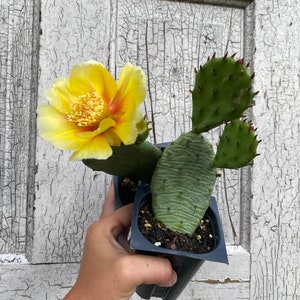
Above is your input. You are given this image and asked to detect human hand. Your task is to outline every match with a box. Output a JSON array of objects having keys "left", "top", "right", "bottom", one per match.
[{"left": 64, "top": 180, "right": 177, "bottom": 300}]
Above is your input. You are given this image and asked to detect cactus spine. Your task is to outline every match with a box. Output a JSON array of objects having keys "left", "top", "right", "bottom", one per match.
[{"left": 151, "top": 54, "right": 259, "bottom": 235}]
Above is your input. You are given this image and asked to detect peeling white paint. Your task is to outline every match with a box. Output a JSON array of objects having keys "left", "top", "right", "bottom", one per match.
[
  {"left": 226, "top": 245, "right": 249, "bottom": 255},
  {"left": 0, "top": 254, "right": 29, "bottom": 265}
]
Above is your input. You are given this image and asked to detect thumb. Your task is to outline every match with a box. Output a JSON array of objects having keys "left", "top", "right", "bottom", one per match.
[{"left": 120, "top": 254, "right": 177, "bottom": 288}]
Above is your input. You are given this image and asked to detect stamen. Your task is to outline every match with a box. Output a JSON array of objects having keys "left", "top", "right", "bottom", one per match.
[{"left": 68, "top": 92, "right": 109, "bottom": 127}]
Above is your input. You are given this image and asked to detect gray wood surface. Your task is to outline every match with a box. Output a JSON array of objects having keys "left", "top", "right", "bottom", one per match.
[
  {"left": 0, "top": 0, "right": 299, "bottom": 299},
  {"left": 0, "top": 0, "right": 39, "bottom": 255},
  {"left": 251, "top": 0, "right": 300, "bottom": 299}
]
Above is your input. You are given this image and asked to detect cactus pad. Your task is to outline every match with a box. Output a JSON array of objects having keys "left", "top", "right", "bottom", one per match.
[
  {"left": 192, "top": 55, "right": 255, "bottom": 133},
  {"left": 83, "top": 141, "right": 162, "bottom": 182},
  {"left": 151, "top": 132, "right": 217, "bottom": 235},
  {"left": 212, "top": 119, "right": 259, "bottom": 169}
]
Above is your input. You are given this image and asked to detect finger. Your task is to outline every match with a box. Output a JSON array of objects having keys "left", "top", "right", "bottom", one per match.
[
  {"left": 101, "top": 203, "right": 134, "bottom": 253},
  {"left": 100, "top": 180, "right": 115, "bottom": 219},
  {"left": 119, "top": 255, "right": 177, "bottom": 288},
  {"left": 108, "top": 203, "right": 134, "bottom": 238},
  {"left": 108, "top": 203, "right": 134, "bottom": 252}
]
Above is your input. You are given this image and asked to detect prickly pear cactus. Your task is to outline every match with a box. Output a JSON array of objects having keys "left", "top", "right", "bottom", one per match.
[
  {"left": 151, "top": 132, "right": 217, "bottom": 234},
  {"left": 192, "top": 54, "right": 255, "bottom": 133},
  {"left": 213, "top": 119, "right": 259, "bottom": 169},
  {"left": 151, "top": 54, "right": 260, "bottom": 236}
]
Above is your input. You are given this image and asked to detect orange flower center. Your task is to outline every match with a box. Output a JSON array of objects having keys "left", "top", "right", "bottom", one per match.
[{"left": 68, "top": 92, "right": 109, "bottom": 127}]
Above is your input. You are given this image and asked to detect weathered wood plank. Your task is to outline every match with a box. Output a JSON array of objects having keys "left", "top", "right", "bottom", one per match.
[
  {"left": 33, "top": 0, "right": 114, "bottom": 263},
  {"left": 0, "top": 0, "right": 39, "bottom": 254},
  {"left": 177, "top": 282, "right": 250, "bottom": 300},
  {"left": 0, "top": 247, "right": 248, "bottom": 300},
  {"left": 251, "top": 0, "right": 300, "bottom": 299},
  {"left": 0, "top": 263, "right": 249, "bottom": 300},
  {"left": 0, "top": 262, "right": 78, "bottom": 300},
  {"left": 35, "top": 0, "right": 250, "bottom": 264}
]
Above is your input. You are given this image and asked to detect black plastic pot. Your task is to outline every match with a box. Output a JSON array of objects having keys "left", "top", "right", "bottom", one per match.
[
  {"left": 113, "top": 176, "right": 125, "bottom": 209},
  {"left": 130, "top": 184, "right": 228, "bottom": 300}
]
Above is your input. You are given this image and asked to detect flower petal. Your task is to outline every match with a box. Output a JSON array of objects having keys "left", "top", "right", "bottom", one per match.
[
  {"left": 113, "top": 120, "right": 138, "bottom": 145},
  {"left": 110, "top": 63, "right": 146, "bottom": 115},
  {"left": 70, "top": 134, "right": 113, "bottom": 161},
  {"left": 70, "top": 61, "right": 117, "bottom": 102},
  {"left": 37, "top": 104, "right": 86, "bottom": 150},
  {"left": 45, "top": 77, "right": 73, "bottom": 113},
  {"left": 103, "top": 129, "right": 122, "bottom": 147},
  {"left": 76, "top": 118, "right": 116, "bottom": 138}
]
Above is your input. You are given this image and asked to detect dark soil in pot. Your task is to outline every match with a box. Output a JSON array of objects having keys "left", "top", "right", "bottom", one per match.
[
  {"left": 138, "top": 200, "right": 215, "bottom": 254},
  {"left": 117, "top": 177, "right": 137, "bottom": 205},
  {"left": 116, "top": 177, "right": 215, "bottom": 254}
]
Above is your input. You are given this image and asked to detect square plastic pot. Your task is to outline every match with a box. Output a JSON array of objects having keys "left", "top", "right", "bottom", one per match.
[{"left": 130, "top": 184, "right": 228, "bottom": 300}]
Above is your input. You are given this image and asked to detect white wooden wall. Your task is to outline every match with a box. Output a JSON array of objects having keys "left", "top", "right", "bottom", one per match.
[{"left": 0, "top": 0, "right": 299, "bottom": 299}]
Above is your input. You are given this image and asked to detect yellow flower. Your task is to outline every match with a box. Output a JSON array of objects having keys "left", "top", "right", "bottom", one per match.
[{"left": 37, "top": 61, "right": 146, "bottom": 160}]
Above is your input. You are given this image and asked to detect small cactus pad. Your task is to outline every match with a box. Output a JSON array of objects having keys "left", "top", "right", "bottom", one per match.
[
  {"left": 151, "top": 132, "right": 217, "bottom": 235},
  {"left": 83, "top": 141, "right": 162, "bottom": 182},
  {"left": 192, "top": 55, "right": 255, "bottom": 133},
  {"left": 212, "top": 119, "right": 259, "bottom": 169}
]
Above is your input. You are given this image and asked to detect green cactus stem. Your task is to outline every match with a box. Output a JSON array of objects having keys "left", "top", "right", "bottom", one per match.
[
  {"left": 150, "top": 54, "right": 260, "bottom": 236},
  {"left": 192, "top": 54, "right": 255, "bottom": 133},
  {"left": 212, "top": 119, "right": 259, "bottom": 169},
  {"left": 83, "top": 141, "right": 162, "bottom": 182},
  {"left": 151, "top": 132, "right": 217, "bottom": 234}
]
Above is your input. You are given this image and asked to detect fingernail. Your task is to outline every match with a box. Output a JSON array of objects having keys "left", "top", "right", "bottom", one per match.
[{"left": 171, "top": 271, "right": 177, "bottom": 286}]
